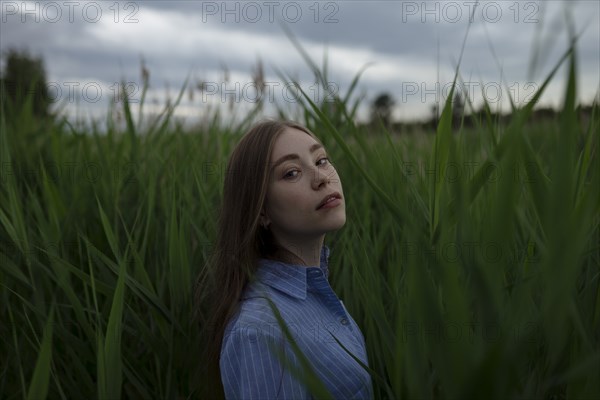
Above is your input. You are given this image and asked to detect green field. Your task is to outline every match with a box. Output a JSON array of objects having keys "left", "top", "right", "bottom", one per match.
[{"left": 1, "top": 37, "right": 599, "bottom": 399}]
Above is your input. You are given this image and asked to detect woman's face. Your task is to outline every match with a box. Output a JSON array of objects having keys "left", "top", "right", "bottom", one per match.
[{"left": 262, "top": 127, "right": 346, "bottom": 242}]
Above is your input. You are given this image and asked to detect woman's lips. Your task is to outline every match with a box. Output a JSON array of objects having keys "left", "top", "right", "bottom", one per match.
[
  {"left": 316, "top": 192, "right": 342, "bottom": 209},
  {"left": 317, "top": 197, "right": 342, "bottom": 210}
]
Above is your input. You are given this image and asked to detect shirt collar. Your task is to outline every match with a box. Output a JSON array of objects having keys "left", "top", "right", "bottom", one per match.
[{"left": 245, "top": 245, "right": 331, "bottom": 301}]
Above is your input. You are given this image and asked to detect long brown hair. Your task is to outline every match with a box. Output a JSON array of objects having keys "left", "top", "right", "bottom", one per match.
[{"left": 192, "top": 120, "right": 322, "bottom": 398}]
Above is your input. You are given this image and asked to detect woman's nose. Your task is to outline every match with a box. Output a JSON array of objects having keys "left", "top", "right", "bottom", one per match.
[{"left": 311, "top": 166, "right": 331, "bottom": 188}]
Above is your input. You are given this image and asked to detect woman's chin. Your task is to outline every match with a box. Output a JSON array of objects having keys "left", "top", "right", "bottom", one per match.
[{"left": 324, "top": 213, "right": 347, "bottom": 231}]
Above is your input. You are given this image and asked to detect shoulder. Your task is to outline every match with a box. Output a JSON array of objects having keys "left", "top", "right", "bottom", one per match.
[
  {"left": 220, "top": 296, "right": 287, "bottom": 368},
  {"left": 222, "top": 294, "right": 281, "bottom": 343},
  {"left": 223, "top": 285, "right": 306, "bottom": 344},
  {"left": 236, "top": 280, "right": 299, "bottom": 325}
]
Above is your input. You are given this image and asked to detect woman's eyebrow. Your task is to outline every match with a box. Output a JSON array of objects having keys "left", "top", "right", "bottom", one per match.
[{"left": 270, "top": 143, "right": 324, "bottom": 171}]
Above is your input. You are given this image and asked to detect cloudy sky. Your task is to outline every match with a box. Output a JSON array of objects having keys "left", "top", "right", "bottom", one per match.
[{"left": 1, "top": 0, "right": 599, "bottom": 124}]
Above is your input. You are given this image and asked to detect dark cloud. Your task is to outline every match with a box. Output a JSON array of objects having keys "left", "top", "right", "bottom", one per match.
[{"left": 1, "top": 0, "right": 597, "bottom": 121}]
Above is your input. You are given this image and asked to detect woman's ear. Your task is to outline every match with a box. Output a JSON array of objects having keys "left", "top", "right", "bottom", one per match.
[{"left": 260, "top": 210, "right": 270, "bottom": 228}]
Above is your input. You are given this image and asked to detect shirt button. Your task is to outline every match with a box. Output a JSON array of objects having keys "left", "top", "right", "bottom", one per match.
[{"left": 340, "top": 318, "right": 349, "bottom": 325}]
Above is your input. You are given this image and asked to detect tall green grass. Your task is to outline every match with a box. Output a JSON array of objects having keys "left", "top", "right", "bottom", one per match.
[{"left": 1, "top": 33, "right": 598, "bottom": 400}]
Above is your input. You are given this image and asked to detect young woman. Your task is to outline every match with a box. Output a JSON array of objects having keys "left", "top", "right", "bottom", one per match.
[{"left": 194, "top": 120, "right": 373, "bottom": 399}]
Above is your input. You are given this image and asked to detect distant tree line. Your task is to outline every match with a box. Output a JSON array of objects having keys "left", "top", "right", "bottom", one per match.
[
  {"left": 368, "top": 90, "right": 595, "bottom": 134},
  {"left": 0, "top": 48, "right": 52, "bottom": 119},
  {"left": 1, "top": 48, "right": 593, "bottom": 132}
]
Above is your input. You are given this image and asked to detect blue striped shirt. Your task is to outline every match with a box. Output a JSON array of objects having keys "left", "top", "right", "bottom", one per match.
[{"left": 220, "top": 245, "right": 373, "bottom": 399}]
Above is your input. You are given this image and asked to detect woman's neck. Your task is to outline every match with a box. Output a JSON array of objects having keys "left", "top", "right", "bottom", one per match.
[{"left": 269, "top": 235, "right": 325, "bottom": 267}]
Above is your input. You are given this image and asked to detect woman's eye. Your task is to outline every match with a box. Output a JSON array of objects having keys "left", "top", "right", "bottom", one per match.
[
  {"left": 283, "top": 158, "right": 330, "bottom": 179},
  {"left": 317, "top": 157, "right": 330, "bottom": 166},
  {"left": 284, "top": 170, "right": 299, "bottom": 179}
]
